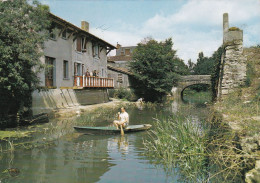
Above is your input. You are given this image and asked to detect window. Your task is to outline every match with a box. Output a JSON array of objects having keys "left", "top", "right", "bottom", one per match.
[
  {"left": 45, "top": 57, "right": 55, "bottom": 87},
  {"left": 62, "top": 29, "right": 67, "bottom": 39},
  {"left": 125, "top": 49, "right": 130, "bottom": 56},
  {"left": 48, "top": 23, "right": 56, "bottom": 40},
  {"left": 118, "top": 74, "right": 123, "bottom": 83},
  {"left": 74, "top": 62, "right": 82, "bottom": 76},
  {"left": 92, "top": 44, "right": 99, "bottom": 58},
  {"left": 63, "top": 60, "right": 69, "bottom": 79},
  {"left": 82, "top": 37, "right": 87, "bottom": 52}
]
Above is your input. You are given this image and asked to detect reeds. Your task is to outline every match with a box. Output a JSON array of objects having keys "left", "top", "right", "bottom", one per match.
[
  {"left": 143, "top": 113, "right": 257, "bottom": 182},
  {"left": 144, "top": 115, "right": 208, "bottom": 182}
]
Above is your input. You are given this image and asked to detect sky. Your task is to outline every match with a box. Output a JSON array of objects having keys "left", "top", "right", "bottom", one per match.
[{"left": 39, "top": 0, "right": 260, "bottom": 63}]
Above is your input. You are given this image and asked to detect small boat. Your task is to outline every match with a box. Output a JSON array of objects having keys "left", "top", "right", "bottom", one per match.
[{"left": 73, "top": 124, "right": 152, "bottom": 134}]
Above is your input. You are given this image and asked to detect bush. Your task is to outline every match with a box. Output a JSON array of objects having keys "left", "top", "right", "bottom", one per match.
[{"left": 113, "top": 87, "right": 135, "bottom": 101}]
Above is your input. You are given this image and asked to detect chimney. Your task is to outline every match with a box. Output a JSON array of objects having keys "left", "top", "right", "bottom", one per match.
[
  {"left": 116, "top": 42, "right": 121, "bottom": 49},
  {"left": 223, "top": 13, "right": 229, "bottom": 34},
  {"left": 81, "top": 21, "right": 89, "bottom": 32}
]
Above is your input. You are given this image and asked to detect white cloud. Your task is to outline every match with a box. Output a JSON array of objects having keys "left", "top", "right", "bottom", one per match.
[{"left": 91, "top": 0, "right": 260, "bottom": 63}]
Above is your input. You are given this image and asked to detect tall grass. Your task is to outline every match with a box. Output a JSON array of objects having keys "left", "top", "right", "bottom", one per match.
[
  {"left": 144, "top": 112, "right": 257, "bottom": 182},
  {"left": 144, "top": 115, "right": 208, "bottom": 182}
]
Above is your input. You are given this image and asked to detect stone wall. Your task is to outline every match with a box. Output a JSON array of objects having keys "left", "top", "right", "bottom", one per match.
[
  {"left": 32, "top": 88, "right": 109, "bottom": 115},
  {"left": 217, "top": 13, "right": 247, "bottom": 98}
]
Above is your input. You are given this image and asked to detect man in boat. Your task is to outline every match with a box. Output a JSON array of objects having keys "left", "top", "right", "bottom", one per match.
[{"left": 113, "top": 107, "right": 129, "bottom": 129}]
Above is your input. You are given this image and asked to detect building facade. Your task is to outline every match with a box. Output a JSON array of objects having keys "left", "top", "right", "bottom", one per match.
[
  {"left": 40, "top": 13, "right": 116, "bottom": 89},
  {"left": 107, "top": 44, "right": 136, "bottom": 88},
  {"left": 32, "top": 13, "right": 116, "bottom": 113}
]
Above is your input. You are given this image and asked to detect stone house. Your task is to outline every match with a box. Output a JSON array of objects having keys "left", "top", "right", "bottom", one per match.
[
  {"left": 32, "top": 13, "right": 116, "bottom": 113},
  {"left": 107, "top": 44, "right": 136, "bottom": 88},
  {"left": 41, "top": 13, "right": 116, "bottom": 88}
]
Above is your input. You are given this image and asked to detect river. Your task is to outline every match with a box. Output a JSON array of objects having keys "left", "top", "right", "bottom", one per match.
[{"left": 0, "top": 96, "right": 211, "bottom": 183}]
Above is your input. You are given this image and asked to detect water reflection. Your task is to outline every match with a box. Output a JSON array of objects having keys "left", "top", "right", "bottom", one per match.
[{"left": 0, "top": 99, "right": 210, "bottom": 183}]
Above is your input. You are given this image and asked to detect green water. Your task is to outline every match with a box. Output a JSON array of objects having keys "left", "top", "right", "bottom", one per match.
[{"left": 0, "top": 98, "right": 211, "bottom": 183}]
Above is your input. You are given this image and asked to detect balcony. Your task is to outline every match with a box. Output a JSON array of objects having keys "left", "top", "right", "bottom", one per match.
[{"left": 74, "top": 76, "right": 114, "bottom": 89}]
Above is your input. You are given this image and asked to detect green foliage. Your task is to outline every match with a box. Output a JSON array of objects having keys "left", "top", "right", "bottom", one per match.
[
  {"left": 194, "top": 52, "right": 215, "bottom": 75},
  {"left": 245, "top": 62, "right": 256, "bottom": 86},
  {"left": 210, "top": 46, "right": 224, "bottom": 100},
  {"left": 182, "top": 89, "right": 212, "bottom": 104},
  {"left": 0, "top": 0, "right": 50, "bottom": 125},
  {"left": 144, "top": 115, "right": 208, "bottom": 182},
  {"left": 130, "top": 38, "right": 188, "bottom": 102},
  {"left": 113, "top": 87, "right": 135, "bottom": 101},
  {"left": 187, "top": 59, "right": 195, "bottom": 74}
]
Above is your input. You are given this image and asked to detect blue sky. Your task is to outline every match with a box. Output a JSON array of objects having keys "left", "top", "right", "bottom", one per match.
[{"left": 39, "top": 0, "right": 260, "bottom": 63}]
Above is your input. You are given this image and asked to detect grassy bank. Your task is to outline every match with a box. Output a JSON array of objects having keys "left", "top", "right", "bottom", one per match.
[
  {"left": 214, "top": 47, "right": 260, "bottom": 182},
  {"left": 215, "top": 48, "right": 260, "bottom": 136},
  {"left": 182, "top": 89, "right": 212, "bottom": 104}
]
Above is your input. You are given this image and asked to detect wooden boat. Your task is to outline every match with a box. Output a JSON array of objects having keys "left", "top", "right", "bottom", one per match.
[{"left": 74, "top": 124, "right": 152, "bottom": 134}]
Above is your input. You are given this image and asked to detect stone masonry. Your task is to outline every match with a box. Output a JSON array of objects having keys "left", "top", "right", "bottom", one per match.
[{"left": 218, "top": 13, "right": 247, "bottom": 97}]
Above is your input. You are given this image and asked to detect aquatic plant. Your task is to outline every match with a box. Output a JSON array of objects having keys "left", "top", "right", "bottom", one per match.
[
  {"left": 144, "top": 115, "right": 208, "bottom": 182},
  {"left": 143, "top": 110, "right": 258, "bottom": 182}
]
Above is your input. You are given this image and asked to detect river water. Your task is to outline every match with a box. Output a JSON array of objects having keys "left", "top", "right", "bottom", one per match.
[{"left": 0, "top": 97, "right": 210, "bottom": 183}]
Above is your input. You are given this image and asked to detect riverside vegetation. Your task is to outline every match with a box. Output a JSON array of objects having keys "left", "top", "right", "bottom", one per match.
[{"left": 143, "top": 47, "right": 260, "bottom": 182}]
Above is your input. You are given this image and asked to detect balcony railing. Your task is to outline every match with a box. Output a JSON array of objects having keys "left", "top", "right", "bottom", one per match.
[{"left": 74, "top": 76, "right": 114, "bottom": 88}]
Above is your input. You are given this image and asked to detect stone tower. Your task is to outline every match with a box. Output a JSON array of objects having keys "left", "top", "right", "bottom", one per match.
[{"left": 217, "top": 13, "right": 247, "bottom": 98}]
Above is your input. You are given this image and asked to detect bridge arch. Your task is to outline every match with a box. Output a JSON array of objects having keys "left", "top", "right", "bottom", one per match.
[{"left": 172, "top": 75, "right": 211, "bottom": 99}]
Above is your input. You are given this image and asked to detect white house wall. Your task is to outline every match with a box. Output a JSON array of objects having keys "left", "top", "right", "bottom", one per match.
[{"left": 40, "top": 36, "right": 74, "bottom": 88}]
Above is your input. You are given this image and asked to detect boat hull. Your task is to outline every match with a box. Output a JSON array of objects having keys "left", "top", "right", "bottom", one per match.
[{"left": 74, "top": 124, "right": 152, "bottom": 134}]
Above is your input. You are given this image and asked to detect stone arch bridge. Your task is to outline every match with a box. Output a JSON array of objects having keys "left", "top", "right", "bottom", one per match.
[{"left": 172, "top": 75, "right": 211, "bottom": 99}]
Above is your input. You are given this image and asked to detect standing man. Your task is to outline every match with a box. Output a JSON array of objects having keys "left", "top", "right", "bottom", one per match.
[{"left": 113, "top": 107, "right": 129, "bottom": 129}]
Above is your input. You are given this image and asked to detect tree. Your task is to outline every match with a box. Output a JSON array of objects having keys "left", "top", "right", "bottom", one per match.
[
  {"left": 130, "top": 38, "right": 188, "bottom": 102},
  {"left": 193, "top": 52, "right": 215, "bottom": 75},
  {"left": 211, "top": 46, "right": 224, "bottom": 100},
  {"left": 0, "top": 0, "right": 50, "bottom": 126},
  {"left": 187, "top": 59, "right": 195, "bottom": 74}
]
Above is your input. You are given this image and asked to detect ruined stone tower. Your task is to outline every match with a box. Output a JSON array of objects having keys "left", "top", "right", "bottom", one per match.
[{"left": 217, "top": 13, "right": 247, "bottom": 98}]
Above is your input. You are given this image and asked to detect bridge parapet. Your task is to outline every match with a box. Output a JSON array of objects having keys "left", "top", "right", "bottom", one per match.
[{"left": 180, "top": 75, "right": 211, "bottom": 82}]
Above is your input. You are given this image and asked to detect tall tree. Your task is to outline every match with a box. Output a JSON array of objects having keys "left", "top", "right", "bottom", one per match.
[
  {"left": 194, "top": 52, "right": 212, "bottom": 75},
  {"left": 211, "top": 46, "right": 224, "bottom": 100},
  {"left": 0, "top": 0, "right": 50, "bottom": 126},
  {"left": 130, "top": 38, "right": 188, "bottom": 102},
  {"left": 187, "top": 59, "right": 195, "bottom": 74}
]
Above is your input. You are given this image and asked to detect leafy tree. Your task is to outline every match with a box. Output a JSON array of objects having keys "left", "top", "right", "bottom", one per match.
[
  {"left": 0, "top": 0, "right": 50, "bottom": 126},
  {"left": 130, "top": 38, "right": 188, "bottom": 102},
  {"left": 193, "top": 52, "right": 215, "bottom": 75},
  {"left": 190, "top": 48, "right": 223, "bottom": 93},
  {"left": 187, "top": 59, "right": 195, "bottom": 74},
  {"left": 211, "top": 46, "right": 224, "bottom": 100}
]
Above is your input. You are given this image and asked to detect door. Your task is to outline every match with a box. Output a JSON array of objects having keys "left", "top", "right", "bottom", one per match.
[{"left": 45, "top": 57, "right": 54, "bottom": 87}]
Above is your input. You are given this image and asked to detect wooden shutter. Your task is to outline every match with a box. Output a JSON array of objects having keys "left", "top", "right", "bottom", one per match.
[{"left": 76, "top": 37, "right": 81, "bottom": 52}]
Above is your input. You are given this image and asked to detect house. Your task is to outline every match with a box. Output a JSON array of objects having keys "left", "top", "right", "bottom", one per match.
[
  {"left": 32, "top": 13, "right": 116, "bottom": 114},
  {"left": 42, "top": 13, "right": 116, "bottom": 89},
  {"left": 107, "top": 44, "right": 136, "bottom": 89}
]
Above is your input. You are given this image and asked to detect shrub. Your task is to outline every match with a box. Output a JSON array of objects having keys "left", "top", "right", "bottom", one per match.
[{"left": 113, "top": 87, "right": 135, "bottom": 101}]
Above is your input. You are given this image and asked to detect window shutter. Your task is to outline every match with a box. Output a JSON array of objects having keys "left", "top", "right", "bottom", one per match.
[
  {"left": 74, "top": 62, "right": 77, "bottom": 76},
  {"left": 77, "top": 37, "right": 81, "bottom": 52},
  {"left": 92, "top": 45, "right": 94, "bottom": 57}
]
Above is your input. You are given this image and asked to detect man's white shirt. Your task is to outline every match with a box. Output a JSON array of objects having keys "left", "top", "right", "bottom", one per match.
[{"left": 120, "top": 112, "right": 129, "bottom": 124}]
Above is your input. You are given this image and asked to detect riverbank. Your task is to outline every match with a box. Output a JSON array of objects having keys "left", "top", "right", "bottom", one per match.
[
  {"left": 214, "top": 47, "right": 260, "bottom": 182},
  {"left": 0, "top": 98, "right": 132, "bottom": 141}
]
